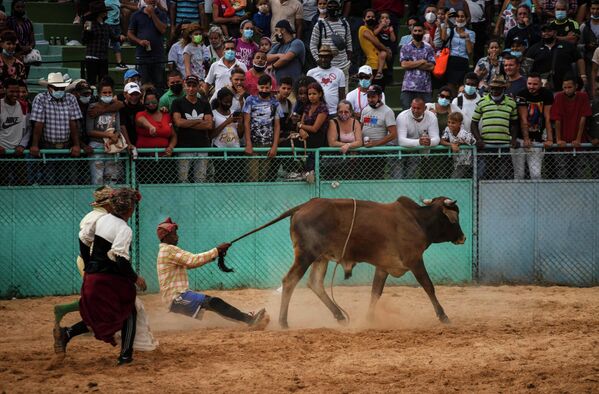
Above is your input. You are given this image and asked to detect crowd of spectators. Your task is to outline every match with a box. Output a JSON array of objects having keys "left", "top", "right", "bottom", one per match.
[{"left": 1, "top": 0, "right": 599, "bottom": 185}]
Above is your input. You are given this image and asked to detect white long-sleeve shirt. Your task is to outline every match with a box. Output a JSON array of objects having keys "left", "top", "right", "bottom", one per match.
[{"left": 396, "top": 109, "right": 440, "bottom": 148}]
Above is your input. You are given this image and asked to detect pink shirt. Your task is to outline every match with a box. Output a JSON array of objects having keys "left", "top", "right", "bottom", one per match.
[{"left": 235, "top": 38, "right": 259, "bottom": 69}]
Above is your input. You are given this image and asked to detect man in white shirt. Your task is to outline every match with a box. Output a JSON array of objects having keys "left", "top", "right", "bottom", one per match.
[
  {"left": 205, "top": 39, "right": 247, "bottom": 98},
  {"left": 307, "top": 45, "right": 345, "bottom": 116},
  {"left": 345, "top": 65, "right": 386, "bottom": 118},
  {"left": 0, "top": 78, "right": 28, "bottom": 185},
  {"left": 450, "top": 72, "right": 481, "bottom": 132},
  {"left": 395, "top": 97, "right": 439, "bottom": 178}
]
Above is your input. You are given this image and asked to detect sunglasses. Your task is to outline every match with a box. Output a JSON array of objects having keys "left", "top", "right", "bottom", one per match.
[
  {"left": 439, "top": 94, "right": 451, "bottom": 99},
  {"left": 145, "top": 100, "right": 158, "bottom": 105}
]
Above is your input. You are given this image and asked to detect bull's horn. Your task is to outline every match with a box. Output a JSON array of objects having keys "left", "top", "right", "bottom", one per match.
[
  {"left": 444, "top": 199, "right": 456, "bottom": 206},
  {"left": 422, "top": 198, "right": 433, "bottom": 205}
]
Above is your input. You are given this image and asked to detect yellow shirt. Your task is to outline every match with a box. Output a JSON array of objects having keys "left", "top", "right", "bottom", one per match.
[{"left": 358, "top": 25, "right": 387, "bottom": 71}]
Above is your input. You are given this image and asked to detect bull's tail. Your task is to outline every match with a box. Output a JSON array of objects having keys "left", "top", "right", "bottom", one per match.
[{"left": 228, "top": 201, "right": 309, "bottom": 244}]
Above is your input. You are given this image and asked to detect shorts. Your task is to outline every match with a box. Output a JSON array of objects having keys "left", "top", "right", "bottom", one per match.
[{"left": 169, "top": 290, "right": 210, "bottom": 319}]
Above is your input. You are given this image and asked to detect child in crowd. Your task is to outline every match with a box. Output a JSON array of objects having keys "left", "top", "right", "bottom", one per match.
[
  {"left": 374, "top": 11, "right": 396, "bottom": 80},
  {"left": 440, "top": 111, "right": 476, "bottom": 178},
  {"left": 259, "top": 36, "right": 272, "bottom": 54},
  {"left": 236, "top": 20, "right": 259, "bottom": 69},
  {"left": 183, "top": 23, "right": 210, "bottom": 80},
  {"left": 312, "top": 0, "right": 328, "bottom": 24},
  {"left": 276, "top": 76, "right": 294, "bottom": 139},
  {"left": 105, "top": 0, "right": 127, "bottom": 69},
  {"left": 253, "top": 0, "right": 271, "bottom": 38}
]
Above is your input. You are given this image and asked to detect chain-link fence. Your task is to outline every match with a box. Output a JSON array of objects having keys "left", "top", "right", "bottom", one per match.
[{"left": 1, "top": 146, "right": 598, "bottom": 296}]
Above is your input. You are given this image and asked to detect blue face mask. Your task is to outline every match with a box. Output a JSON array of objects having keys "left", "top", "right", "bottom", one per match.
[
  {"left": 2, "top": 49, "right": 14, "bottom": 57},
  {"left": 224, "top": 49, "right": 236, "bottom": 61},
  {"left": 243, "top": 29, "right": 254, "bottom": 39},
  {"left": 437, "top": 97, "right": 450, "bottom": 106},
  {"left": 359, "top": 79, "right": 371, "bottom": 89},
  {"left": 79, "top": 95, "right": 91, "bottom": 104},
  {"left": 51, "top": 90, "right": 65, "bottom": 100},
  {"left": 464, "top": 85, "right": 477, "bottom": 96},
  {"left": 592, "top": 14, "right": 599, "bottom": 20},
  {"left": 555, "top": 10, "right": 567, "bottom": 20},
  {"left": 510, "top": 50, "right": 522, "bottom": 58},
  {"left": 100, "top": 96, "right": 113, "bottom": 104}
]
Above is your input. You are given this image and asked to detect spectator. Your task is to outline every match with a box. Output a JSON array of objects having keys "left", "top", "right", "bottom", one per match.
[
  {"left": 437, "top": 0, "right": 470, "bottom": 20},
  {"left": 509, "top": 37, "right": 531, "bottom": 76},
  {"left": 120, "top": 82, "right": 145, "bottom": 146},
  {"left": 307, "top": 45, "right": 345, "bottom": 117},
  {"left": 580, "top": 0, "right": 599, "bottom": 94},
  {"left": 550, "top": 74, "right": 592, "bottom": 178},
  {"left": 212, "top": 87, "right": 243, "bottom": 149},
  {"left": 128, "top": 0, "right": 168, "bottom": 90},
  {"left": 327, "top": 99, "right": 363, "bottom": 153},
  {"left": 212, "top": 0, "right": 246, "bottom": 38},
  {"left": 467, "top": 0, "right": 490, "bottom": 64},
  {"left": 7, "top": 0, "right": 35, "bottom": 66},
  {"left": 504, "top": 5, "right": 541, "bottom": 50},
  {"left": 183, "top": 23, "right": 209, "bottom": 80},
  {"left": 513, "top": 72, "right": 554, "bottom": 180},
  {"left": 359, "top": 9, "right": 390, "bottom": 85},
  {"left": 167, "top": 22, "right": 189, "bottom": 76},
  {"left": 0, "top": 30, "right": 26, "bottom": 87},
  {"left": 276, "top": 76, "right": 294, "bottom": 138},
  {"left": 588, "top": 78, "right": 599, "bottom": 148},
  {"left": 169, "top": 0, "right": 207, "bottom": 36},
  {"left": 259, "top": 36, "right": 272, "bottom": 54},
  {"left": 503, "top": 54, "right": 527, "bottom": 97},
  {"left": 290, "top": 75, "right": 317, "bottom": 129},
  {"left": 86, "top": 79, "right": 126, "bottom": 185},
  {"left": 396, "top": 97, "right": 440, "bottom": 179},
  {"left": 270, "top": 0, "right": 304, "bottom": 41},
  {"left": 159, "top": 70, "right": 185, "bottom": 112},
  {"left": 471, "top": 75, "right": 518, "bottom": 179},
  {"left": 450, "top": 72, "right": 481, "bottom": 132},
  {"left": 120, "top": 0, "right": 140, "bottom": 39},
  {"left": 474, "top": 39, "right": 503, "bottom": 92},
  {"left": 236, "top": 20, "right": 259, "bottom": 69},
  {"left": 0, "top": 78, "right": 27, "bottom": 185},
  {"left": 124, "top": 68, "right": 142, "bottom": 86},
  {"left": 135, "top": 88, "right": 176, "bottom": 155},
  {"left": 360, "top": 84, "right": 397, "bottom": 148},
  {"left": 267, "top": 20, "right": 305, "bottom": 83},
  {"left": 346, "top": 64, "right": 386, "bottom": 118},
  {"left": 550, "top": 0, "right": 580, "bottom": 44},
  {"left": 310, "top": 0, "right": 352, "bottom": 82},
  {"left": 440, "top": 9, "right": 475, "bottom": 96},
  {"left": 400, "top": 21, "right": 436, "bottom": 110},
  {"left": 172, "top": 75, "right": 213, "bottom": 183},
  {"left": 206, "top": 25, "right": 226, "bottom": 64},
  {"left": 243, "top": 74, "right": 283, "bottom": 181},
  {"left": 398, "top": 15, "right": 418, "bottom": 48},
  {"left": 210, "top": 66, "right": 248, "bottom": 113},
  {"left": 312, "top": 0, "right": 328, "bottom": 25},
  {"left": 495, "top": 0, "right": 521, "bottom": 39},
  {"left": 205, "top": 39, "right": 247, "bottom": 99},
  {"left": 253, "top": 0, "right": 272, "bottom": 38},
  {"left": 245, "top": 51, "right": 277, "bottom": 96},
  {"left": 105, "top": 0, "right": 128, "bottom": 70},
  {"left": 526, "top": 23, "right": 585, "bottom": 92},
  {"left": 426, "top": 86, "right": 452, "bottom": 133},
  {"left": 374, "top": 11, "right": 397, "bottom": 82},
  {"left": 423, "top": 5, "right": 438, "bottom": 49},
  {"left": 298, "top": 82, "right": 329, "bottom": 180},
  {"left": 68, "top": 80, "right": 94, "bottom": 151},
  {"left": 440, "top": 111, "right": 476, "bottom": 178}
]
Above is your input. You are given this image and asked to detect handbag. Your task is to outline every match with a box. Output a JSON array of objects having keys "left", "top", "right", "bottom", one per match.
[
  {"left": 323, "top": 20, "right": 347, "bottom": 52},
  {"left": 433, "top": 47, "right": 450, "bottom": 79},
  {"left": 103, "top": 124, "right": 128, "bottom": 154}
]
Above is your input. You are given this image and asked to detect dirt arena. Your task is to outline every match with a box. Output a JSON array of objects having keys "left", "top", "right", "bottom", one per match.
[{"left": 1, "top": 285, "right": 598, "bottom": 393}]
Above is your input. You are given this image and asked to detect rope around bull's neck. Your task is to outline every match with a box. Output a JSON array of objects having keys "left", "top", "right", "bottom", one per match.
[{"left": 330, "top": 198, "right": 357, "bottom": 325}]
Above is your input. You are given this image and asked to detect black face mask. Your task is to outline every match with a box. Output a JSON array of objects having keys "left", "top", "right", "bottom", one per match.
[
  {"left": 412, "top": 34, "right": 424, "bottom": 42},
  {"left": 259, "top": 91, "right": 271, "bottom": 99},
  {"left": 366, "top": 19, "right": 377, "bottom": 27},
  {"left": 253, "top": 64, "right": 266, "bottom": 72},
  {"left": 328, "top": 8, "right": 340, "bottom": 18},
  {"left": 13, "top": 10, "right": 25, "bottom": 17},
  {"left": 146, "top": 105, "right": 158, "bottom": 113},
  {"left": 543, "top": 36, "right": 555, "bottom": 44},
  {"left": 170, "top": 83, "right": 183, "bottom": 95},
  {"left": 369, "top": 101, "right": 380, "bottom": 109}
]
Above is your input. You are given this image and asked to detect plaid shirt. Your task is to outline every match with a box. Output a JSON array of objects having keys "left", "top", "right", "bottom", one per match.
[
  {"left": 83, "top": 21, "right": 116, "bottom": 59},
  {"left": 541, "top": 0, "right": 577, "bottom": 15},
  {"left": 30, "top": 92, "right": 83, "bottom": 144},
  {"left": 157, "top": 243, "right": 219, "bottom": 305}
]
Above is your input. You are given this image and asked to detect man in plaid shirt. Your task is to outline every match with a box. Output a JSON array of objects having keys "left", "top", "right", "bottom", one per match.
[{"left": 156, "top": 217, "right": 270, "bottom": 328}]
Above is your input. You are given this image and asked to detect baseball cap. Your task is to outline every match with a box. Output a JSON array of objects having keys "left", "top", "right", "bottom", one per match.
[
  {"left": 184, "top": 75, "right": 200, "bottom": 84},
  {"left": 124, "top": 82, "right": 141, "bottom": 94},
  {"left": 74, "top": 80, "right": 92, "bottom": 94},
  {"left": 358, "top": 65, "right": 373, "bottom": 76},
  {"left": 366, "top": 85, "right": 383, "bottom": 96},
  {"left": 124, "top": 69, "right": 140, "bottom": 81},
  {"left": 275, "top": 19, "right": 295, "bottom": 34}
]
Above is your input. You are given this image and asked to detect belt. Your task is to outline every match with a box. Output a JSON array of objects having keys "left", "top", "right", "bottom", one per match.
[{"left": 41, "top": 141, "right": 70, "bottom": 149}]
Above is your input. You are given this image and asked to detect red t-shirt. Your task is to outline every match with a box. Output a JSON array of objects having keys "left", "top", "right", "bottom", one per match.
[
  {"left": 135, "top": 111, "right": 173, "bottom": 148},
  {"left": 244, "top": 70, "right": 277, "bottom": 96},
  {"left": 372, "top": 0, "right": 404, "bottom": 15},
  {"left": 550, "top": 91, "right": 592, "bottom": 142}
]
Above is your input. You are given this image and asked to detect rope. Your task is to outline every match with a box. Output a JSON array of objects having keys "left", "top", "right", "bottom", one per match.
[{"left": 329, "top": 198, "right": 357, "bottom": 325}]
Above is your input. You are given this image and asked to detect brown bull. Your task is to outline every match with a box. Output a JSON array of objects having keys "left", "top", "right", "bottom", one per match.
[{"left": 235, "top": 196, "right": 466, "bottom": 328}]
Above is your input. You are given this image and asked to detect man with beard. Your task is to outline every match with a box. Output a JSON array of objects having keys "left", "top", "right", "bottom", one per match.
[
  {"left": 399, "top": 21, "right": 435, "bottom": 111},
  {"left": 119, "top": 82, "right": 144, "bottom": 147},
  {"left": 307, "top": 45, "right": 345, "bottom": 117}
]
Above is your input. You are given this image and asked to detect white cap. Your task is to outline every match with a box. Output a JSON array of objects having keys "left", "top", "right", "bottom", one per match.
[
  {"left": 124, "top": 82, "right": 141, "bottom": 94},
  {"left": 358, "top": 65, "right": 373, "bottom": 76}
]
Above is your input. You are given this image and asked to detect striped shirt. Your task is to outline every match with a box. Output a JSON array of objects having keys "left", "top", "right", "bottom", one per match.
[
  {"left": 156, "top": 243, "right": 219, "bottom": 305},
  {"left": 309, "top": 18, "right": 352, "bottom": 69},
  {"left": 172, "top": 0, "right": 203, "bottom": 24},
  {"left": 471, "top": 95, "right": 518, "bottom": 144}
]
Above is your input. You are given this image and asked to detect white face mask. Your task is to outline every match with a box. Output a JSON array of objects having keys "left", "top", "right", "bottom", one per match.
[
  {"left": 100, "top": 96, "right": 113, "bottom": 104},
  {"left": 425, "top": 12, "right": 436, "bottom": 23},
  {"left": 456, "top": 21, "right": 466, "bottom": 28}
]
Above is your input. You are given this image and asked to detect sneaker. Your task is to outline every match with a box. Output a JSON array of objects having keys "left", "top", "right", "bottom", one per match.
[
  {"left": 73, "top": 15, "right": 81, "bottom": 24},
  {"left": 305, "top": 170, "right": 315, "bottom": 184},
  {"left": 115, "top": 63, "right": 128, "bottom": 71},
  {"left": 286, "top": 172, "right": 305, "bottom": 180},
  {"left": 53, "top": 326, "right": 69, "bottom": 354},
  {"left": 248, "top": 308, "right": 269, "bottom": 330}
]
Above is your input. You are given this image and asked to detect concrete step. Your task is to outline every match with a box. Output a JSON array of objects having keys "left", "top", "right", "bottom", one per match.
[
  {"left": 40, "top": 23, "right": 84, "bottom": 43},
  {"left": 62, "top": 45, "right": 139, "bottom": 65},
  {"left": 28, "top": 2, "right": 75, "bottom": 23}
]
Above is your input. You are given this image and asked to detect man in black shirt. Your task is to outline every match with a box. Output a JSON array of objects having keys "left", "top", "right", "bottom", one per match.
[
  {"left": 119, "top": 82, "right": 144, "bottom": 146},
  {"left": 513, "top": 72, "right": 555, "bottom": 180},
  {"left": 504, "top": 5, "right": 541, "bottom": 50},
  {"left": 171, "top": 75, "right": 213, "bottom": 183}
]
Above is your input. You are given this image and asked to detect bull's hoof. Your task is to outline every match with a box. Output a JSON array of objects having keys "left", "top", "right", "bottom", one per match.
[
  {"left": 279, "top": 320, "right": 289, "bottom": 330},
  {"left": 336, "top": 316, "right": 349, "bottom": 326},
  {"left": 439, "top": 314, "right": 451, "bottom": 324}
]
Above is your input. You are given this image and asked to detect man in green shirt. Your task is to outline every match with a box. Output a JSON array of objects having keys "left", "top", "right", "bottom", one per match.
[{"left": 158, "top": 70, "right": 185, "bottom": 112}]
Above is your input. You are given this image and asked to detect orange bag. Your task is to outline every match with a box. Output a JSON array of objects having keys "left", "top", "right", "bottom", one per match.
[{"left": 433, "top": 47, "right": 449, "bottom": 79}]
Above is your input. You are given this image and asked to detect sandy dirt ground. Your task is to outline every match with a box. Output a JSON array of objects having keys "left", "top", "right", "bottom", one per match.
[{"left": 1, "top": 285, "right": 599, "bottom": 393}]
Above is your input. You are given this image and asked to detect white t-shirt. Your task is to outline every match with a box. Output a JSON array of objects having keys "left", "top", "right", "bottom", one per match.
[
  {"left": 306, "top": 66, "right": 346, "bottom": 115},
  {"left": 206, "top": 59, "right": 247, "bottom": 97},
  {"left": 396, "top": 109, "right": 440, "bottom": 148},
  {"left": 212, "top": 109, "right": 240, "bottom": 148},
  {"left": 345, "top": 88, "right": 386, "bottom": 115},
  {"left": 360, "top": 103, "right": 396, "bottom": 143},
  {"left": 0, "top": 99, "right": 27, "bottom": 149},
  {"left": 450, "top": 93, "right": 481, "bottom": 133}
]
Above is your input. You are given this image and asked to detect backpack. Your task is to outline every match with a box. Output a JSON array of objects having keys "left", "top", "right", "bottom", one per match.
[
  {"left": 318, "top": 18, "right": 350, "bottom": 52},
  {"left": 457, "top": 95, "right": 464, "bottom": 110}
]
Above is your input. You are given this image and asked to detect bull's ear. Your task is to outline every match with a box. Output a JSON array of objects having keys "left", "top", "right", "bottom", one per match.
[
  {"left": 422, "top": 198, "right": 433, "bottom": 206},
  {"left": 442, "top": 206, "right": 459, "bottom": 223}
]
